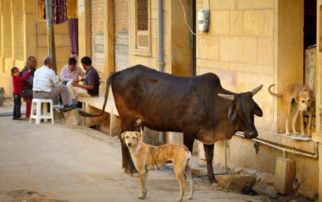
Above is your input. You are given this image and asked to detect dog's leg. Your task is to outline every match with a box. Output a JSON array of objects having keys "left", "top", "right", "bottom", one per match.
[
  {"left": 306, "top": 112, "right": 312, "bottom": 136},
  {"left": 184, "top": 165, "right": 193, "bottom": 200},
  {"left": 144, "top": 171, "right": 148, "bottom": 197},
  {"left": 292, "top": 109, "right": 300, "bottom": 134},
  {"left": 175, "top": 170, "right": 185, "bottom": 202},
  {"left": 285, "top": 101, "right": 291, "bottom": 135},
  {"left": 299, "top": 110, "right": 304, "bottom": 135},
  {"left": 138, "top": 171, "right": 147, "bottom": 200}
]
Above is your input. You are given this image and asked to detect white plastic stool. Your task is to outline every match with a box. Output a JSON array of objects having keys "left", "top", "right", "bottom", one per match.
[{"left": 29, "top": 98, "right": 54, "bottom": 124}]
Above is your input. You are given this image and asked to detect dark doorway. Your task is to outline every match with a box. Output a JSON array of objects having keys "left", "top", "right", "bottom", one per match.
[
  {"left": 303, "top": 0, "right": 316, "bottom": 89},
  {"left": 304, "top": 0, "right": 316, "bottom": 48},
  {"left": 190, "top": 0, "right": 197, "bottom": 76}
]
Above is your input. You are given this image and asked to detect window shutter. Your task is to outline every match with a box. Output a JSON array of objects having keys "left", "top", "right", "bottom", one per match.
[{"left": 137, "top": 31, "right": 149, "bottom": 49}]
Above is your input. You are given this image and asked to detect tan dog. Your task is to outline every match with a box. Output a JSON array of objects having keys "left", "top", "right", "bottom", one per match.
[
  {"left": 268, "top": 83, "right": 314, "bottom": 135},
  {"left": 121, "top": 131, "right": 193, "bottom": 202}
]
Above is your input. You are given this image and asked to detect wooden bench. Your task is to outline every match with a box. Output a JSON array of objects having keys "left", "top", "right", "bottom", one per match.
[
  {"left": 77, "top": 96, "right": 119, "bottom": 116},
  {"left": 77, "top": 94, "right": 121, "bottom": 136}
]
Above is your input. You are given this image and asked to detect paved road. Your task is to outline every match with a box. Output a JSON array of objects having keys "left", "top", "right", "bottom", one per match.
[{"left": 0, "top": 104, "right": 266, "bottom": 201}]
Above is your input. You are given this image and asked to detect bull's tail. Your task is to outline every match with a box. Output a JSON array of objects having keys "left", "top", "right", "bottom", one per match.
[
  {"left": 268, "top": 84, "right": 282, "bottom": 97},
  {"left": 78, "top": 71, "right": 119, "bottom": 117}
]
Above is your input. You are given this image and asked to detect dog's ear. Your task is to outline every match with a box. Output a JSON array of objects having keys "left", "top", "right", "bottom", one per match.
[
  {"left": 120, "top": 132, "right": 126, "bottom": 140},
  {"left": 136, "top": 132, "right": 142, "bottom": 140}
]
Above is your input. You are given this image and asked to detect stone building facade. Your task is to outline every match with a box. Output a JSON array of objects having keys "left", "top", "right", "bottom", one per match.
[
  {"left": 78, "top": 0, "right": 322, "bottom": 199},
  {"left": 1, "top": 0, "right": 322, "bottom": 200}
]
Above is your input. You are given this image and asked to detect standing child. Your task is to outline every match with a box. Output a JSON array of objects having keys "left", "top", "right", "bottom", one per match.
[{"left": 11, "top": 67, "right": 30, "bottom": 120}]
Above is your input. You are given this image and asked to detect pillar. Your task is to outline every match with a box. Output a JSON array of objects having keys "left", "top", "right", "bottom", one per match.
[
  {"left": 78, "top": 0, "right": 91, "bottom": 58},
  {"left": 23, "top": 0, "right": 37, "bottom": 61},
  {"left": 319, "top": 143, "right": 322, "bottom": 201}
]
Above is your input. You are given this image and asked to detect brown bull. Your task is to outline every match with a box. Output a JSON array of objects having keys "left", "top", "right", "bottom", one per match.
[{"left": 79, "top": 64, "right": 263, "bottom": 183}]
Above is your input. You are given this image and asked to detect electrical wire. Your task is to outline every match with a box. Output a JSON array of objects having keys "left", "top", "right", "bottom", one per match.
[{"left": 179, "top": 0, "right": 197, "bottom": 36}]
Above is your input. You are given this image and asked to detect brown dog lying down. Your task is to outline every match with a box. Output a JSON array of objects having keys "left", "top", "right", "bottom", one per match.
[
  {"left": 268, "top": 83, "right": 314, "bottom": 135},
  {"left": 121, "top": 131, "right": 193, "bottom": 202}
]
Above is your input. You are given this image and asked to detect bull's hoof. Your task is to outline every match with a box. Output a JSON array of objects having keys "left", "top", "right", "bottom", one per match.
[
  {"left": 124, "top": 168, "right": 133, "bottom": 175},
  {"left": 210, "top": 182, "right": 222, "bottom": 191},
  {"left": 209, "top": 178, "right": 217, "bottom": 184},
  {"left": 124, "top": 166, "right": 138, "bottom": 176}
]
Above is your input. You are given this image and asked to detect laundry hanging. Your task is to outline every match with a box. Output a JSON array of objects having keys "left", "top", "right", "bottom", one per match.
[
  {"left": 41, "top": 0, "right": 67, "bottom": 24},
  {"left": 68, "top": 18, "right": 78, "bottom": 56},
  {"left": 53, "top": 0, "right": 67, "bottom": 24}
]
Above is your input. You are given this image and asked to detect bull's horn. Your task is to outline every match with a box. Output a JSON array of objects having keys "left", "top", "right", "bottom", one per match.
[
  {"left": 251, "top": 84, "right": 263, "bottom": 96},
  {"left": 218, "top": 93, "right": 234, "bottom": 100}
]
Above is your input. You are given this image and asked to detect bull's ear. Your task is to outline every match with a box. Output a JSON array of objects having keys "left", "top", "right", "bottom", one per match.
[
  {"left": 254, "top": 103, "right": 263, "bottom": 117},
  {"left": 228, "top": 105, "right": 237, "bottom": 123}
]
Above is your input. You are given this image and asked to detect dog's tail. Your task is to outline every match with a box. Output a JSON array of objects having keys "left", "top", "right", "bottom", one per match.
[
  {"left": 78, "top": 71, "right": 120, "bottom": 117},
  {"left": 268, "top": 84, "right": 282, "bottom": 97}
]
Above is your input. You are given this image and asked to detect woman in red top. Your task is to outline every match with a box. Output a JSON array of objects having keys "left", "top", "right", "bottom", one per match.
[{"left": 11, "top": 67, "right": 30, "bottom": 120}]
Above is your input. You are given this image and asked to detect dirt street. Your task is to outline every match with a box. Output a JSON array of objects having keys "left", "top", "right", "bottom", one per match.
[{"left": 0, "top": 103, "right": 266, "bottom": 202}]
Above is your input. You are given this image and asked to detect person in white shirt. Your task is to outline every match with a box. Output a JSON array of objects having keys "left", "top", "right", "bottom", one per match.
[{"left": 33, "top": 56, "right": 76, "bottom": 111}]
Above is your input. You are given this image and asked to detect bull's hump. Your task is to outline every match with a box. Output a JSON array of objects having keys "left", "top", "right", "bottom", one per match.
[{"left": 122, "top": 65, "right": 222, "bottom": 85}]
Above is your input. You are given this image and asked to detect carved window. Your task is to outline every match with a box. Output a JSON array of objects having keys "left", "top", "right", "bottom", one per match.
[{"left": 135, "top": 0, "right": 150, "bottom": 50}]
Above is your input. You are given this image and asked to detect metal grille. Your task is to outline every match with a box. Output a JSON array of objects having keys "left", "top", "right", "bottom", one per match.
[{"left": 136, "top": 0, "right": 148, "bottom": 31}]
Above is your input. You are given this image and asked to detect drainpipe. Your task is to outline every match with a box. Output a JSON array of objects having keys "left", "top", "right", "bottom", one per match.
[
  {"left": 158, "top": 0, "right": 165, "bottom": 143},
  {"left": 45, "top": 0, "right": 57, "bottom": 73},
  {"left": 235, "top": 132, "right": 318, "bottom": 159},
  {"left": 158, "top": 0, "right": 164, "bottom": 72}
]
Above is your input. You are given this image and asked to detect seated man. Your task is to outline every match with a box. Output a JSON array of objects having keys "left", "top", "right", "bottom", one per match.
[
  {"left": 60, "top": 57, "right": 85, "bottom": 105},
  {"left": 60, "top": 57, "right": 85, "bottom": 84},
  {"left": 33, "top": 56, "right": 76, "bottom": 112},
  {"left": 69, "top": 56, "right": 100, "bottom": 100}
]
